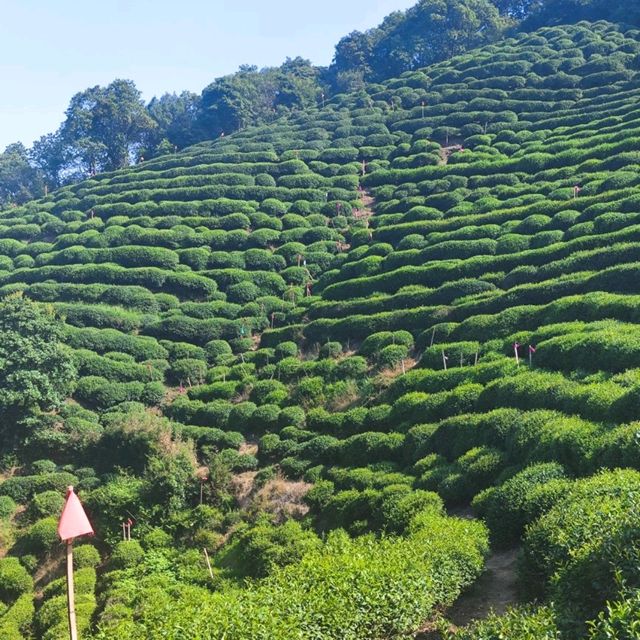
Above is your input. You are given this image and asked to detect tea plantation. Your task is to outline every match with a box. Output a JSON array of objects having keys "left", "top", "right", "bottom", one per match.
[{"left": 2, "top": 18, "right": 640, "bottom": 639}]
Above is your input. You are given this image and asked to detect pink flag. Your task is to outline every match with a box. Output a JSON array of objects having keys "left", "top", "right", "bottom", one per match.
[
  {"left": 529, "top": 345, "right": 536, "bottom": 353},
  {"left": 58, "top": 486, "right": 93, "bottom": 542}
]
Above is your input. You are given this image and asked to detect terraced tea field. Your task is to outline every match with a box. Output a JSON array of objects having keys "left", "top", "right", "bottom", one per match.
[{"left": 1, "top": 19, "right": 640, "bottom": 640}]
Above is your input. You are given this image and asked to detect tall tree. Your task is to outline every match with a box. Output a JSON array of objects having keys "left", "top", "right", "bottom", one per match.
[
  {"left": 491, "top": 0, "right": 543, "bottom": 19},
  {"left": 30, "top": 132, "right": 71, "bottom": 190},
  {"left": 0, "top": 293, "right": 76, "bottom": 443},
  {"left": 61, "top": 79, "right": 156, "bottom": 174},
  {"left": 330, "top": 0, "right": 505, "bottom": 84},
  {"left": 198, "top": 58, "right": 322, "bottom": 138},
  {"left": 275, "top": 57, "right": 322, "bottom": 110},
  {"left": 0, "top": 143, "right": 44, "bottom": 206},
  {"left": 145, "top": 91, "right": 204, "bottom": 155}
]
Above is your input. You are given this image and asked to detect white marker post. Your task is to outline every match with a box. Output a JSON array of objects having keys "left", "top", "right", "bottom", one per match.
[{"left": 203, "top": 548, "right": 214, "bottom": 579}]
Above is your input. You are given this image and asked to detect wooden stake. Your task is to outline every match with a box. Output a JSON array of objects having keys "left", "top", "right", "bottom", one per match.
[
  {"left": 430, "top": 327, "right": 436, "bottom": 348},
  {"left": 66, "top": 541, "right": 78, "bottom": 640},
  {"left": 203, "top": 548, "right": 214, "bottom": 579},
  {"left": 127, "top": 522, "right": 131, "bottom": 541},
  {"left": 460, "top": 352, "right": 464, "bottom": 368},
  {"left": 442, "top": 351, "right": 448, "bottom": 371},
  {"left": 122, "top": 522, "right": 126, "bottom": 541},
  {"left": 474, "top": 351, "right": 479, "bottom": 366},
  {"left": 401, "top": 359, "right": 406, "bottom": 375}
]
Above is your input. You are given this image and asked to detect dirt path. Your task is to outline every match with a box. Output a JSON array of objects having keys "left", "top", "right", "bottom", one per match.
[
  {"left": 447, "top": 548, "right": 520, "bottom": 627},
  {"left": 438, "top": 144, "right": 464, "bottom": 165},
  {"left": 354, "top": 188, "right": 375, "bottom": 224}
]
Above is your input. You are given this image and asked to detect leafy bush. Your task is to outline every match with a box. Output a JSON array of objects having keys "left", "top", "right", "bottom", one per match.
[
  {"left": 450, "top": 606, "right": 560, "bottom": 639},
  {"left": 96, "top": 513, "right": 488, "bottom": 639},
  {"left": 473, "top": 462, "right": 568, "bottom": 547},
  {"left": 74, "top": 545, "right": 101, "bottom": 570},
  {"left": 110, "top": 540, "right": 145, "bottom": 570},
  {"left": 217, "top": 518, "right": 321, "bottom": 578},
  {"left": 319, "top": 341, "right": 342, "bottom": 359},
  {"left": 0, "top": 496, "right": 16, "bottom": 519},
  {"left": 0, "top": 558, "right": 33, "bottom": 604},
  {"left": 521, "top": 470, "right": 640, "bottom": 639},
  {"left": 28, "top": 491, "right": 64, "bottom": 521},
  {"left": 22, "top": 517, "right": 58, "bottom": 555}
]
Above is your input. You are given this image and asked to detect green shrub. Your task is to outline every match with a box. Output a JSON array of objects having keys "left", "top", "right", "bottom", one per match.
[
  {"left": 141, "top": 527, "right": 173, "bottom": 550},
  {"left": 521, "top": 470, "right": 640, "bottom": 639},
  {"left": 205, "top": 339, "right": 234, "bottom": 365},
  {"left": 319, "top": 341, "right": 342, "bottom": 359},
  {"left": 96, "top": 513, "right": 488, "bottom": 639},
  {"left": 74, "top": 545, "right": 101, "bottom": 570},
  {"left": 0, "top": 558, "right": 33, "bottom": 604},
  {"left": 451, "top": 606, "right": 560, "bottom": 639},
  {"left": 170, "top": 358, "right": 207, "bottom": 385},
  {"left": 110, "top": 540, "right": 145, "bottom": 570},
  {"left": 473, "top": 462, "right": 568, "bottom": 547},
  {"left": 0, "top": 496, "right": 16, "bottom": 519},
  {"left": 0, "top": 593, "right": 35, "bottom": 639},
  {"left": 274, "top": 341, "right": 298, "bottom": 360},
  {"left": 377, "top": 344, "right": 409, "bottom": 368},
  {"left": 218, "top": 518, "right": 321, "bottom": 579},
  {"left": 23, "top": 517, "right": 58, "bottom": 555},
  {"left": 28, "top": 491, "right": 64, "bottom": 520}
]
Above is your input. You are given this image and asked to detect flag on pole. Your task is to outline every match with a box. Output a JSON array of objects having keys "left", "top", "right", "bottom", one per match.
[
  {"left": 58, "top": 487, "right": 93, "bottom": 542},
  {"left": 513, "top": 342, "right": 521, "bottom": 365},
  {"left": 529, "top": 345, "right": 536, "bottom": 354},
  {"left": 58, "top": 486, "right": 93, "bottom": 640}
]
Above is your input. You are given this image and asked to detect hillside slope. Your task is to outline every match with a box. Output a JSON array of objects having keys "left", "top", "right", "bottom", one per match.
[{"left": 1, "top": 19, "right": 640, "bottom": 639}]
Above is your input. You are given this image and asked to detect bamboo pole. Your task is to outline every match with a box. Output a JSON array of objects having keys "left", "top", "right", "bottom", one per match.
[
  {"left": 203, "top": 548, "right": 214, "bottom": 579},
  {"left": 66, "top": 541, "right": 78, "bottom": 640}
]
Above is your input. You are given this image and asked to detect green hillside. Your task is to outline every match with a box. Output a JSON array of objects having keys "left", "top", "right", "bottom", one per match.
[{"left": 2, "top": 18, "right": 640, "bottom": 639}]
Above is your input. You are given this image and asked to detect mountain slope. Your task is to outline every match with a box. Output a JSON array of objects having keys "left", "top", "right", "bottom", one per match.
[{"left": 2, "top": 19, "right": 640, "bottom": 639}]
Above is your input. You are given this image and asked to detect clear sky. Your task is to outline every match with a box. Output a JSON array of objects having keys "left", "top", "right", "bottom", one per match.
[{"left": 0, "top": 0, "right": 416, "bottom": 150}]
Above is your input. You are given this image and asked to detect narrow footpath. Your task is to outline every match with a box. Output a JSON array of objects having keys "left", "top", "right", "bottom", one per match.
[{"left": 447, "top": 548, "right": 520, "bottom": 628}]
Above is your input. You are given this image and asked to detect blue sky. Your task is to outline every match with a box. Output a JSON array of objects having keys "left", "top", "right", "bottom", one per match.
[{"left": 0, "top": 0, "right": 416, "bottom": 150}]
